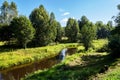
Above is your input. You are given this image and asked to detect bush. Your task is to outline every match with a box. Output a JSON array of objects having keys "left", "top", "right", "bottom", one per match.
[
  {"left": 97, "top": 44, "right": 109, "bottom": 52},
  {"left": 108, "top": 34, "right": 120, "bottom": 57}
]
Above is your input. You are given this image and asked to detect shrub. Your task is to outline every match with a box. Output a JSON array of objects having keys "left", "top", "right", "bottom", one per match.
[{"left": 108, "top": 34, "right": 120, "bottom": 57}]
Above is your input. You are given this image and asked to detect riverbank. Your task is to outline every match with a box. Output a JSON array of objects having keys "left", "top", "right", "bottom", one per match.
[
  {"left": 0, "top": 43, "right": 78, "bottom": 71},
  {"left": 23, "top": 52, "right": 120, "bottom": 80},
  {"left": 22, "top": 39, "right": 113, "bottom": 80}
]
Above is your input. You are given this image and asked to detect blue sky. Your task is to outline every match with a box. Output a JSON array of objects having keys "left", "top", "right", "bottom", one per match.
[{"left": 0, "top": 0, "right": 120, "bottom": 26}]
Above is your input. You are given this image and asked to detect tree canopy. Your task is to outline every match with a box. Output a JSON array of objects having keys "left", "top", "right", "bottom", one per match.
[
  {"left": 0, "top": 1, "right": 18, "bottom": 24},
  {"left": 108, "top": 4, "right": 120, "bottom": 57},
  {"left": 81, "top": 22, "right": 96, "bottom": 51},
  {"left": 29, "top": 5, "right": 58, "bottom": 46},
  {"left": 65, "top": 18, "right": 79, "bottom": 42},
  {"left": 10, "top": 16, "right": 35, "bottom": 49}
]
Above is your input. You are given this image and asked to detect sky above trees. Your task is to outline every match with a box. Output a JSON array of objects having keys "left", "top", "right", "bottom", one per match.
[{"left": 0, "top": 0, "right": 120, "bottom": 26}]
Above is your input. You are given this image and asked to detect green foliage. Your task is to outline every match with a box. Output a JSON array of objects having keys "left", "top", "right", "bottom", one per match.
[
  {"left": 49, "top": 12, "right": 57, "bottom": 42},
  {"left": 10, "top": 16, "right": 35, "bottom": 49},
  {"left": 81, "top": 23, "right": 96, "bottom": 51},
  {"left": 108, "top": 34, "right": 120, "bottom": 57},
  {"left": 78, "top": 15, "right": 89, "bottom": 30},
  {"left": 55, "top": 22, "right": 63, "bottom": 42},
  {"left": 0, "top": 24, "right": 12, "bottom": 41},
  {"left": 96, "top": 21, "right": 113, "bottom": 39},
  {"left": 30, "top": 5, "right": 57, "bottom": 46},
  {"left": 0, "top": 1, "right": 18, "bottom": 24},
  {"left": 65, "top": 18, "right": 79, "bottom": 42},
  {"left": 108, "top": 5, "right": 120, "bottom": 58}
]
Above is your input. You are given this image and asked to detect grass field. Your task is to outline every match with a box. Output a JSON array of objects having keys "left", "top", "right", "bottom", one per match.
[
  {"left": 1, "top": 39, "right": 118, "bottom": 80},
  {"left": 96, "top": 59, "right": 120, "bottom": 80},
  {"left": 22, "top": 39, "right": 120, "bottom": 80},
  {"left": 23, "top": 51, "right": 120, "bottom": 80}
]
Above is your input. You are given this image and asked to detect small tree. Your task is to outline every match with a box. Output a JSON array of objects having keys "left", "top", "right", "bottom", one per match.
[
  {"left": 65, "top": 18, "right": 79, "bottom": 42},
  {"left": 49, "top": 12, "right": 57, "bottom": 42},
  {"left": 30, "top": 5, "right": 54, "bottom": 46},
  {"left": 108, "top": 4, "right": 120, "bottom": 57},
  {"left": 55, "top": 22, "right": 63, "bottom": 42},
  {"left": 81, "top": 23, "right": 96, "bottom": 51},
  {"left": 10, "top": 16, "right": 35, "bottom": 49}
]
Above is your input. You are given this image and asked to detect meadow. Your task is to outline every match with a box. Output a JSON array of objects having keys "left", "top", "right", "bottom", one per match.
[
  {"left": 1, "top": 39, "right": 120, "bottom": 80},
  {"left": 22, "top": 39, "right": 120, "bottom": 80},
  {"left": 0, "top": 42, "right": 78, "bottom": 70}
]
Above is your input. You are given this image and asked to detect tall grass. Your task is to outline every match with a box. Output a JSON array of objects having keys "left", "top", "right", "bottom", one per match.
[
  {"left": 0, "top": 43, "right": 78, "bottom": 70},
  {"left": 23, "top": 39, "right": 117, "bottom": 80},
  {"left": 99, "top": 66, "right": 120, "bottom": 80}
]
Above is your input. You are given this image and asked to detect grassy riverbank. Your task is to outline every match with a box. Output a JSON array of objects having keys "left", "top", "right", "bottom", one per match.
[
  {"left": 0, "top": 43, "right": 78, "bottom": 70},
  {"left": 22, "top": 39, "right": 118, "bottom": 80},
  {"left": 0, "top": 39, "right": 107, "bottom": 71},
  {"left": 23, "top": 52, "right": 120, "bottom": 80}
]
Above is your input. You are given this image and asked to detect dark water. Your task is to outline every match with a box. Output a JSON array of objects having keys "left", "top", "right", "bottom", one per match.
[
  {"left": 0, "top": 48, "right": 77, "bottom": 80},
  {"left": 0, "top": 56, "right": 58, "bottom": 80}
]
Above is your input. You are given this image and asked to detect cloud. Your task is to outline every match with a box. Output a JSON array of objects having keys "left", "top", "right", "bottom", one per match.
[
  {"left": 60, "top": 18, "right": 68, "bottom": 23},
  {"left": 62, "top": 12, "right": 70, "bottom": 16}
]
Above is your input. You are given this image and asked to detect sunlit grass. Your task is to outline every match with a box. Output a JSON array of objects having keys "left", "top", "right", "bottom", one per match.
[
  {"left": 99, "top": 67, "right": 120, "bottom": 80},
  {"left": 24, "top": 51, "right": 116, "bottom": 80},
  {"left": 23, "top": 39, "right": 116, "bottom": 80},
  {"left": 0, "top": 41, "right": 5, "bottom": 46},
  {"left": 0, "top": 43, "right": 78, "bottom": 70},
  {"left": 95, "top": 58, "right": 120, "bottom": 80},
  {"left": 23, "top": 39, "right": 119, "bottom": 80},
  {"left": 93, "top": 39, "right": 108, "bottom": 50}
]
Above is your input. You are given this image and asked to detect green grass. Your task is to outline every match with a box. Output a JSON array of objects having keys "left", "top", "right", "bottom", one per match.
[
  {"left": 23, "top": 52, "right": 118, "bottom": 80},
  {"left": 0, "top": 43, "right": 78, "bottom": 70},
  {"left": 1, "top": 39, "right": 113, "bottom": 80},
  {"left": 95, "top": 58, "right": 120, "bottom": 80},
  {"left": 23, "top": 39, "right": 119, "bottom": 80}
]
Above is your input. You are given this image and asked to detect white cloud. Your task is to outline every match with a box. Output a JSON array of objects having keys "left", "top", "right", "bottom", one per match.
[{"left": 62, "top": 12, "right": 70, "bottom": 16}]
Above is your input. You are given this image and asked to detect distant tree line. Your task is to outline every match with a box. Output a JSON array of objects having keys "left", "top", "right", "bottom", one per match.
[
  {"left": 0, "top": 1, "right": 114, "bottom": 50},
  {"left": 65, "top": 16, "right": 113, "bottom": 50}
]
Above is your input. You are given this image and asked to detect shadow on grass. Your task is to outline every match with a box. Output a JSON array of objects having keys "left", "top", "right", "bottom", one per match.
[
  {"left": 0, "top": 45, "right": 20, "bottom": 53},
  {"left": 24, "top": 53, "right": 118, "bottom": 80}
]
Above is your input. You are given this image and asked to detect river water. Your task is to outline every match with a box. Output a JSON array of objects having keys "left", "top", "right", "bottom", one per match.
[{"left": 0, "top": 56, "right": 58, "bottom": 80}]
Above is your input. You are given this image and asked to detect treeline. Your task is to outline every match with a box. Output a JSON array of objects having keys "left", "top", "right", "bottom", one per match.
[
  {"left": 0, "top": 1, "right": 64, "bottom": 49},
  {"left": 0, "top": 1, "right": 118, "bottom": 52}
]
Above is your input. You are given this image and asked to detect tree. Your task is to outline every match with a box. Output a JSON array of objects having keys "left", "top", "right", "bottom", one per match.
[
  {"left": 78, "top": 15, "right": 89, "bottom": 30},
  {"left": 10, "top": 16, "right": 35, "bottom": 49},
  {"left": 29, "top": 5, "right": 50, "bottom": 46},
  {"left": 55, "top": 22, "right": 63, "bottom": 42},
  {"left": 95, "top": 21, "right": 112, "bottom": 39},
  {"left": 81, "top": 22, "right": 96, "bottom": 51},
  {"left": 108, "top": 4, "right": 120, "bottom": 57},
  {"left": 0, "top": 24, "right": 12, "bottom": 41},
  {"left": 0, "top": 1, "right": 18, "bottom": 24},
  {"left": 49, "top": 12, "right": 57, "bottom": 42},
  {"left": 65, "top": 18, "right": 79, "bottom": 42}
]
